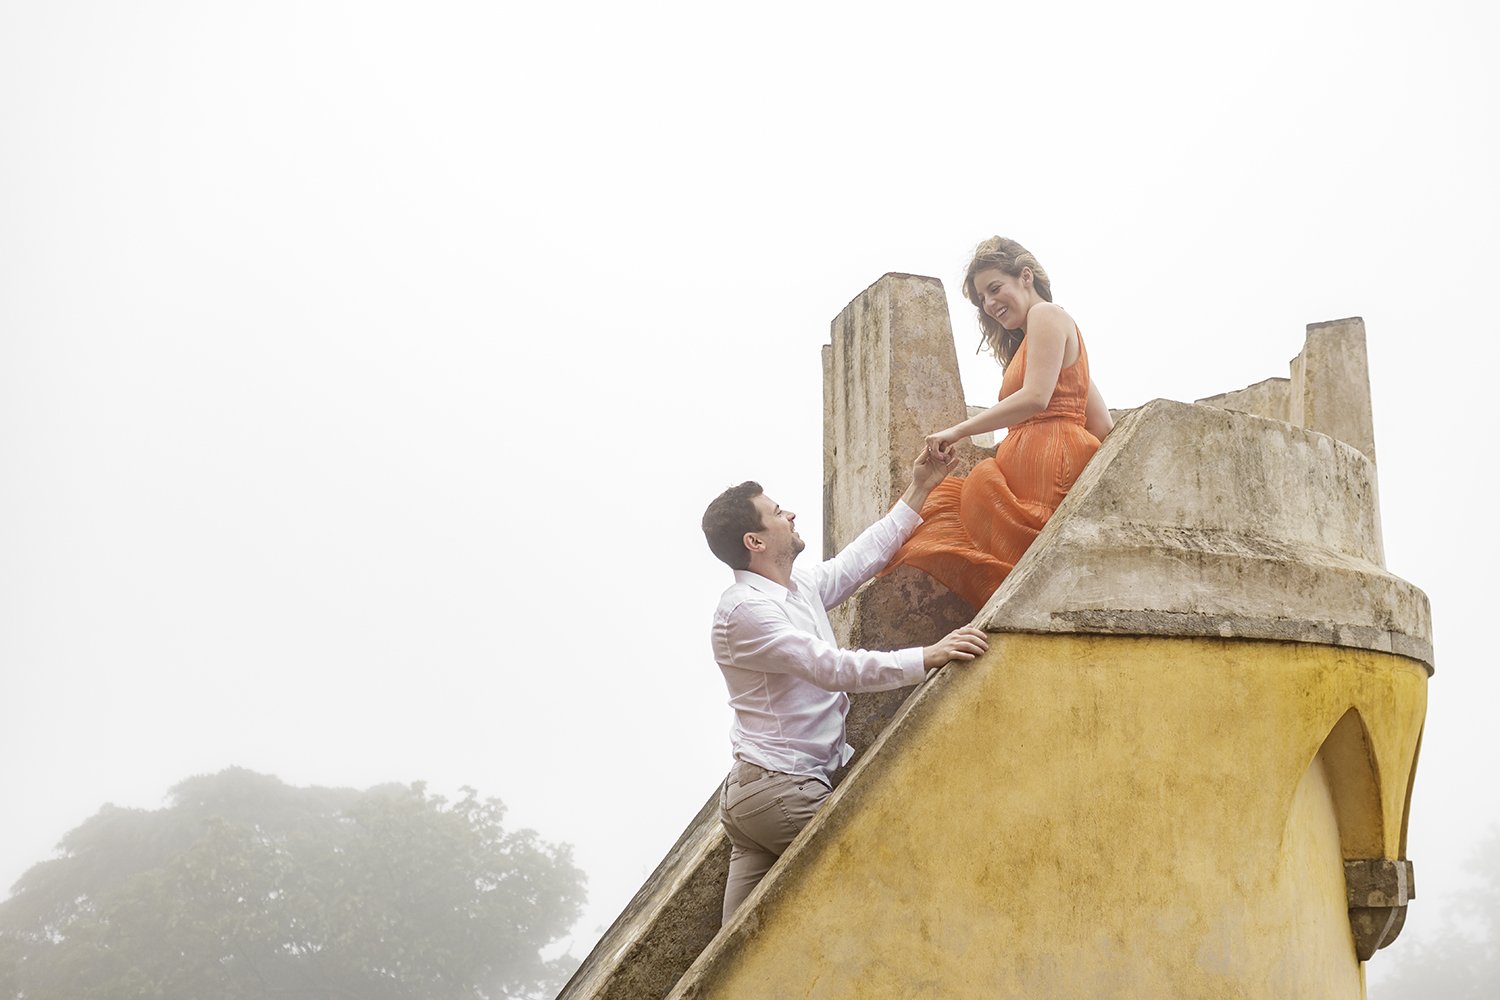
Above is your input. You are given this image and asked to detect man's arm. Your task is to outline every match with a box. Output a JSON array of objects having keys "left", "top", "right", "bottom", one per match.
[
  {"left": 719, "top": 600, "right": 989, "bottom": 692},
  {"left": 811, "top": 446, "right": 958, "bottom": 609}
]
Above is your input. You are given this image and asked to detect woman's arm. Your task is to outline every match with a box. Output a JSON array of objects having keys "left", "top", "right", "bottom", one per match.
[
  {"left": 1084, "top": 379, "right": 1113, "bottom": 442},
  {"left": 926, "top": 304, "right": 1072, "bottom": 454}
]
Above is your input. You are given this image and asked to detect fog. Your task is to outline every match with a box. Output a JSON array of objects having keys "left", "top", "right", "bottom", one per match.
[{"left": 2, "top": 1, "right": 1496, "bottom": 994}]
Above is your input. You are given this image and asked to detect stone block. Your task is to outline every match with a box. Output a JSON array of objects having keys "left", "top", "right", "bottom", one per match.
[
  {"left": 1345, "top": 858, "right": 1416, "bottom": 960},
  {"left": 1292, "top": 318, "right": 1376, "bottom": 466},
  {"left": 823, "top": 272, "right": 987, "bottom": 656},
  {"left": 823, "top": 272, "right": 988, "bottom": 560}
]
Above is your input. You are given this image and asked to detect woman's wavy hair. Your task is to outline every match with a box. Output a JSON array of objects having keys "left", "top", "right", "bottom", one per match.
[{"left": 962, "top": 236, "right": 1053, "bottom": 367}]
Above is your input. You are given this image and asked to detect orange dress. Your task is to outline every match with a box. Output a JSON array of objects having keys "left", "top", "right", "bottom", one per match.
[{"left": 885, "top": 329, "right": 1101, "bottom": 609}]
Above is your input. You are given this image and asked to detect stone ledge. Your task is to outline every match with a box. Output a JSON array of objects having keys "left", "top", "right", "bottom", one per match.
[{"left": 976, "top": 400, "right": 1433, "bottom": 673}]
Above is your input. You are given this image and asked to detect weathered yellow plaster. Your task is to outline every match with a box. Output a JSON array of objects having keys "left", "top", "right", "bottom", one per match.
[{"left": 683, "top": 634, "right": 1426, "bottom": 1000}]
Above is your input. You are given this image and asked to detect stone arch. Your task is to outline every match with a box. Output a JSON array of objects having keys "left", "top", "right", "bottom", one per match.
[
  {"left": 1308, "top": 707, "right": 1413, "bottom": 960},
  {"left": 1315, "top": 707, "right": 1384, "bottom": 860}
]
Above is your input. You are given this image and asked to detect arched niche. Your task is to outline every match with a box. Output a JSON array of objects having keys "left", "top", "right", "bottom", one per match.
[{"left": 1306, "top": 707, "right": 1414, "bottom": 961}]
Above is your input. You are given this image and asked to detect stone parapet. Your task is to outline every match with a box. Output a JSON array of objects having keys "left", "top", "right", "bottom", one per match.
[
  {"left": 1199, "top": 316, "right": 1377, "bottom": 468},
  {"left": 975, "top": 399, "right": 1431, "bottom": 672}
]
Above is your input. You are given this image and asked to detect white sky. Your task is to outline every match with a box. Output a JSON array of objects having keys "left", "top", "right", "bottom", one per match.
[{"left": 2, "top": 0, "right": 1496, "bottom": 987}]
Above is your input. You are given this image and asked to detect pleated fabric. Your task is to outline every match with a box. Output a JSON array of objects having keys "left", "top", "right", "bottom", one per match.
[{"left": 883, "top": 329, "right": 1101, "bottom": 610}]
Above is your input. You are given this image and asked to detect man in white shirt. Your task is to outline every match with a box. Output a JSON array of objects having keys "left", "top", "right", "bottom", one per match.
[{"left": 701, "top": 449, "right": 989, "bottom": 922}]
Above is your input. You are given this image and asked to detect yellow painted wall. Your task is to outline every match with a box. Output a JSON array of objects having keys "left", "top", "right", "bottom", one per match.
[{"left": 694, "top": 634, "right": 1427, "bottom": 1000}]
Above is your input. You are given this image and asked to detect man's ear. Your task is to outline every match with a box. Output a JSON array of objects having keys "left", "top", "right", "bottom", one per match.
[{"left": 743, "top": 532, "right": 764, "bottom": 554}]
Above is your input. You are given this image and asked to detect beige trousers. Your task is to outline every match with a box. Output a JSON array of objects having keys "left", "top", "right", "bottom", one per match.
[{"left": 719, "top": 760, "right": 832, "bottom": 924}]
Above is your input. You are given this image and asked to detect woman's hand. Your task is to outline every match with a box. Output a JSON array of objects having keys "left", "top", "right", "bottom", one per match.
[{"left": 925, "top": 427, "right": 963, "bottom": 459}]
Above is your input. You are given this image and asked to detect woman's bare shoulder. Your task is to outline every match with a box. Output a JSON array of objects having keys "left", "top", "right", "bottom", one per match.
[
  {"left": 1027, "top": 302, "right": 1076, "bottom": 341},
  {"left": 1027, "top": 301, "right": 1072, "bottom": 328}
]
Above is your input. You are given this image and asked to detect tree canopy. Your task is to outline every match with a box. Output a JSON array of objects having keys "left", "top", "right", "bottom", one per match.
[{"left": 0, "top": 768, "right": 585, "bottom": 1000}]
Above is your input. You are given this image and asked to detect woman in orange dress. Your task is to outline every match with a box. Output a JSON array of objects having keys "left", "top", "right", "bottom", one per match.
[{"left": 885, "top": 237, "right": 1114, "bottom": 610}]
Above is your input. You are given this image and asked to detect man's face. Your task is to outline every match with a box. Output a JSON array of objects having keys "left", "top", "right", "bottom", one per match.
[{"left": 750, "top": 494, "right": 805, "bottom": 563}]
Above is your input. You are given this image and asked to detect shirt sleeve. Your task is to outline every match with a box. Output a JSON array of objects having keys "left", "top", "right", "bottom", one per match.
[
  {"left": 720, "top": 597, "right": 927, "bottom": 693},
  {"left": 808, "top": 500, "right": 923, "bottom": 609}
]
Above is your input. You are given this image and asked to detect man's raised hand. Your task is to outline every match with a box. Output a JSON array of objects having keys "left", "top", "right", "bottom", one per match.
[
  {"left": 911, "top": 443, "right": 960, "bottom": 491},
  {"left": 898, "top": 444, "right": 960, "bottom": 518}
]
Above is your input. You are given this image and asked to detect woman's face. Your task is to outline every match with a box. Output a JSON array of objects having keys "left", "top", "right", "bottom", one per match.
[{"left": 972, "top": 266, "right": 1033, "bottom": 331}]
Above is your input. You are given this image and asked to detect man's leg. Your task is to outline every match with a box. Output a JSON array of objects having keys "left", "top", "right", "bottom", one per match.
[
  {"left": 719, "top": 764, "right": 831, "bottom": 924},
  {"left": 722, "top": 842, "right": 778, "bottom": 923}
]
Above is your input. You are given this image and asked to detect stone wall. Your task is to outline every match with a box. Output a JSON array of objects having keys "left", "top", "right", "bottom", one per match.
[{"left": 670, "top": 397, "right": 1429, "bottom": 1000}]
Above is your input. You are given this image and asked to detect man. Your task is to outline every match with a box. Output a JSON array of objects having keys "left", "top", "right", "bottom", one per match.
[{"left": 700, "top": 449, "right": 990, "bottom": 922}]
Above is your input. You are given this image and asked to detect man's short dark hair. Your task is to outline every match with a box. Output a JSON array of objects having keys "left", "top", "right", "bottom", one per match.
[{"left": 702, "top": 481, "right": 765, "bottom": 570}]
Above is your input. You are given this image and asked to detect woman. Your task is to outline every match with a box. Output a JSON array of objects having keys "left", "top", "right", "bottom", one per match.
[{"left": 884, "top": 236, "right": 1113, "bottom": 610}]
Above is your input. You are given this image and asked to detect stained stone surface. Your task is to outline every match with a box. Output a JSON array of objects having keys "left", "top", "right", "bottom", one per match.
[{"left": 974, "top": 399, "right": 1431, "bottom": 673}]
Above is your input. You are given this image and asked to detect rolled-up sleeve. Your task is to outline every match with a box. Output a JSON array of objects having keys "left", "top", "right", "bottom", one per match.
[{"left": 718, "top": 598, "right": 926, "bottom": 693}]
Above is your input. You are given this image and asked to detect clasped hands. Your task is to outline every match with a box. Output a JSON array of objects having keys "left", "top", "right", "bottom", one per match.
[
  {"left": 911, "top": 436, "right": 961, "bottom": 491},
  {"left": 924, "top": 426, "right": 964, "bottom": 463}
]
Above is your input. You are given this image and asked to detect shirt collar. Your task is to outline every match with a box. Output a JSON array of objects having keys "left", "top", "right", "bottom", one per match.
[{"left": 732, "top": 569, "right": 798, "bottom": 603}]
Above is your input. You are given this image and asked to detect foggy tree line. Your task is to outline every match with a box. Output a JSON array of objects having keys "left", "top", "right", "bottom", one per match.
[
  {"left": 3, "top": 767, "right": 1492, "bottom": 998},
  {"left": 1372, "top": 824, "right": 1500, "bottom": 999},
  {"left": 0, "top": 768, "right": 584, "bottom": 1000}
]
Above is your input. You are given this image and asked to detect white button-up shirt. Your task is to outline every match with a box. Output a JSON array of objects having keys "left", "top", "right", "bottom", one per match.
[{"left": 711, "top": 501, "right": 927, "bottom": 787}]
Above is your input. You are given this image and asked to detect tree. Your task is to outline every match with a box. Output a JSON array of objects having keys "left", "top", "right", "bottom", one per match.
[{"left": 0, "top": 768, "right": 585, "bottom": 1000}]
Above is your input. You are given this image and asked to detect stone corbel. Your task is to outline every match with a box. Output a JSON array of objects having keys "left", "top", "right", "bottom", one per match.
[{"left": 1345, "top": 858, "right": 1415, "bottom": 960}]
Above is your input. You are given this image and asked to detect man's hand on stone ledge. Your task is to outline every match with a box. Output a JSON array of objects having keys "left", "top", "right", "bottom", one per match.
[{"left": 922, "top": 626, "right": 989, "bottom": 671}]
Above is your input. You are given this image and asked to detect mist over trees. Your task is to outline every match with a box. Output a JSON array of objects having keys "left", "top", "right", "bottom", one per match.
[
  {"left": 1372, "top": 824, "right": 1500, "bottom": 1000},
  {"left": 0, "top": 769, "right": 585, "bottom": 1000}
]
